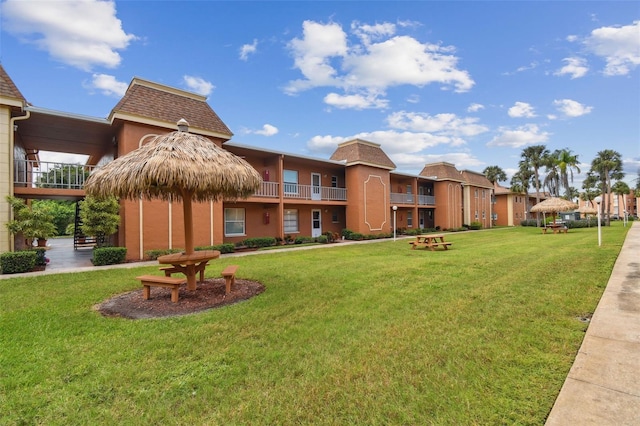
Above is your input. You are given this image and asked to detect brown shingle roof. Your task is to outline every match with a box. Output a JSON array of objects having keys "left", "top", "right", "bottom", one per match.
[
  {"left": 419, "top": 162, "right": 464, "bottom": 182},
  {"left": 110, "top": 78, "right": 232, "bottom": 137},
  {"left": 461, "top": 170, "right": 493, "bottom": 188},
  {"left": 330, "top": 139, "right": 396, "bottom": 170},
  {"left": 0, "top": 64, "right": 26, "bottom": 104}
]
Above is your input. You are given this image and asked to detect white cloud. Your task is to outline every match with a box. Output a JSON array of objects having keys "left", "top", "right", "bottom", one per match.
[
  {"left": 386, "top": 111, "right": 489, "bottom": 137},
  {"left": 253, "top": 124, "right": 279, "bottom": 136},
  {"left": 183, "top": 76, "right": 214, "bottom": 96},
  {"left": 1, "top": 0, "right": 135, "bottom": 71},
  {"left": 285, "top": 20, "right": 474, "bottom": 109},
  {"left": 84, "top": 74, "right": 128, "bottom": 97},
  {"left": 487, "top": 124, "right": 550, "bottom": 148},
  {"left": 240, "top": 39, "right": 258, "bottom": 61},
  {"left": 467, "top": 103, "right": 484, "bottom": 112},
  {"left": 508, "top": 102, "right": 536, "bottom": 118},
  {"left": 582, "top": 20, "right": 640, "bottom": 76},
  {"left": 555, "top": 57, "right": 589, "bottom": 79},
  {"left": 324, "top": 92, "right": 389, "bottom": 110},
  {"left": 553, "top": 99, "right": 593, "bottom": 117},
  {"left": 406, "top": 94, "right": 420, "bottom": 104}
]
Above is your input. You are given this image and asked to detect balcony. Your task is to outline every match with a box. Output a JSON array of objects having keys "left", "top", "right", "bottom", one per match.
[
  {"left": 390, "top": 192, "right": 435, "bottom": 205},
  {"left": 247, "top": 182, "right": 347, "bottom": 201},
  {"left": 14, "top": 159, "right": 97, "bottom": 190},
  {"left": 284, "top": 184, "right": 347, "bottom": 201}
]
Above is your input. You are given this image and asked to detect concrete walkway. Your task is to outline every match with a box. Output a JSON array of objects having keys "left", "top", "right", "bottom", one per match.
[
  {"left": 546, "top": 221, "right": 640, "bottom": 425},
  {"left": 3, "top": 226, "right": 640, "bottom": 424}
]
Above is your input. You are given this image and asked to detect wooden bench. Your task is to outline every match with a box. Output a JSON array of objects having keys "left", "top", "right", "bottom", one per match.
[
  {"left": 137, "top": 275, "right": 186, "bottom": 303},
  {"left": 221, "top": 265, "right": 239, "bottom": 295},
  {"left": 160, "top": 263, "right": 209, "bottom": 283}
]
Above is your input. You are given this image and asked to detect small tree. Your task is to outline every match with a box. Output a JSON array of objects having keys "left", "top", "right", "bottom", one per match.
[
  {"left": 5, "top": 196, "right": 57, "bottom": 247},
  {"left": 79, "top": 196, "right": 120, "bottom": 247}
]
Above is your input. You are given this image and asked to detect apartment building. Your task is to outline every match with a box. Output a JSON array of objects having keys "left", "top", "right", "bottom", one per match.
[{"left": 1, "top": 65, "right": 497, "bottom": 260}]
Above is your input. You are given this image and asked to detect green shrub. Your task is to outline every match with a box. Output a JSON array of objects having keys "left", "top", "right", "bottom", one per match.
[
  {"left": 341, "top": 229, "right": 353, "bottom": 239},
  {"left": 294, "top": 236, "right": 315, "bottom": 244},
  {"left": 316, "top": 235, "right": 328, "bottom": 244},
  {"left": 195, "top": 243, "right": 235, "bottom": 254},
  {"left": 32, "top": 248, "right": 47, "bottom": 267},
  {"left": 242, "top": 237, "right": 276, "bottom": 248},
  {"left": 469, "top": 221, "right": 482, "bottom": 230},
  {"left": 92, "top": 247, "right": 127, "bottom": 266},
  {"left": 0, "top": 251, "right": 36, "bottom": 274},
  {"left": 144, "top": 248, "right": 183, "bottom": 260}
]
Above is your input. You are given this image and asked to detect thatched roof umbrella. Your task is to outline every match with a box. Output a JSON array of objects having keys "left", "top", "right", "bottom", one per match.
[
  {"left": 84, "top": 119, "right": 262, "bottom": 255},
  {"left": 530, "top": 197, "right": 578, "bottom": 225},
  {"left": 578, "top": 204, "right": 598, "bottom": 227}
]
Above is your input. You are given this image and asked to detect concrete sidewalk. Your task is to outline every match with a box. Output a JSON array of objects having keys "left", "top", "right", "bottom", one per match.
[{"left": 546, "top": 221, "right": 640, "bottom": 425}]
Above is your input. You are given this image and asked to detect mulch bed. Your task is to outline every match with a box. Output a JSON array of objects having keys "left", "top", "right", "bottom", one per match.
[{"left": 95, "top": 278, "right": 265, "bottom": 320}]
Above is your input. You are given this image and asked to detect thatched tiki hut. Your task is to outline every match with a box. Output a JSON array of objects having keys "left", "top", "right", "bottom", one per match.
[
  {"left": 84, "top": 119, "right": 262, "bottom": 255},
  {"left": 530, "top": 197, "right": 578, "bottom": 225}
]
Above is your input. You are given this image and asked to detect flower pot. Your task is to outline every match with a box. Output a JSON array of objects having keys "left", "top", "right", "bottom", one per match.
[{"left": 37, "top": 238, "right": 47, "bottom": 247}]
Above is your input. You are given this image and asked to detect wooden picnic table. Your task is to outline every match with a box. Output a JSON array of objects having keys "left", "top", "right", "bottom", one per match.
[
  {"left": 157, "top": 250, "right": 220, "bottom": 290},
  {"left": 542, "top": 224, "right": 568, "bottom": 234},
  {"left": 410, "top": 234, "right": 453, "bottom": 251}
]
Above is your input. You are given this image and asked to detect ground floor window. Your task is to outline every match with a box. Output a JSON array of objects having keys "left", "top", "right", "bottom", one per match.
[
  {"left": 332, "top": 208, "right": 339, "bottom": 223},
  {"left": 284, "top": 209, "right": 299, "bottom": 233},
  {"left": 225, "top": 208, "right": 245, "bottom": 236},
  {"left": 407, "top": 211, "right": 413, "bottom": 227}
]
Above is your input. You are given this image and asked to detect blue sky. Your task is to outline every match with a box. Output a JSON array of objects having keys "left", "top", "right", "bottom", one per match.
[{"left": 1, "top": 1, "right": 639, "bottom": 189}]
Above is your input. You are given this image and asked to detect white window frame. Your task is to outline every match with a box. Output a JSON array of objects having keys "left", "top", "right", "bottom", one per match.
[
  {"left": 224, "top": 208, "right": 245, "bottom": 236},
  {"left": 284, "top": 209, "right": 299, "bottom": 233},
  {"left": 284, "top": 169, "right": 298, "bottom": 195}
]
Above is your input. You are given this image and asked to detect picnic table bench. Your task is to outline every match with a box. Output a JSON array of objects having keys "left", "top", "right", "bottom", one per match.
[
  {"left": 542, "top": 225, "right": 568, "bottom": 234},
  {"left": 410, "top": 234, "right": 453, "bottom": 251},
  {"left": 221, "top": 265, "right": 239, "bottom": 294},
  {"left": 137, "top": 275, "right": 186, "bottom": 303}
]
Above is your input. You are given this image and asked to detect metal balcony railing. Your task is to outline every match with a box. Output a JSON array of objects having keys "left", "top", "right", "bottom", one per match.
[
  {"left": 13, "top": 159, "right": 97, "bottom": 190},
  {"left": 390, "top": 192, "right": 435, "bottom": 205}
]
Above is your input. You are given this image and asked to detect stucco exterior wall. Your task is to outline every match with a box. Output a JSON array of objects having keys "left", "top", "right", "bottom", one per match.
[{"left": 0, "top": 108, "right": 11, "bottom": 252}]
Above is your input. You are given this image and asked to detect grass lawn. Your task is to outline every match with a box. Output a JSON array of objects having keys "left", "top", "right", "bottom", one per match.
[{"left": 0, "top": 223, "right": 630, "bottom": 425}]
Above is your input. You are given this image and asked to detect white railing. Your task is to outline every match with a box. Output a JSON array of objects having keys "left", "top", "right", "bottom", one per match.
[
  {"left": 253, "top": 181, "right": 279, "bottom": 198},
  {"left": 14, "top": 159, "right": 97, "bottom": 190},
  {"left": 284, "top": 184, "right": 347, "bottom": 201}
]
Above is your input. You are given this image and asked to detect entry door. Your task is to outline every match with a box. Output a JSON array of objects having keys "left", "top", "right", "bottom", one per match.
[
  {"left": 311, "top": 209, "right": 322, "bottom": 237},
  {"left": 419, "top": 211, "right": 425, "bottom": 228},
  {"left": 311, "top": 173, "right": 321, "bottom": 200}
]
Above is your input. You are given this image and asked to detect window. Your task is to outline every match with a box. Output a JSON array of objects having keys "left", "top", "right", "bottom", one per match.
[
  {"left": 284, "top": 170, "right": 298, "bottom": 194},
  {"left": 482, "top": 190, "right": 486, "bottom": 199},
  {"left": 332, "top": 209, "right": 339, "bottom": 223},
  {"left": 331, "top": 176, "right": 338, "bottom": 188},
  {"left": 474, "top": 189, "right": 478, "bottom": 198},
  {"left": 284, "top": 209, "right": 299, "bottom": 233},
  {"left": 407, "top": 211, "right": 413, "bottom": 227},
  {"left": 474, "top": 210, "right": 479, "bottom": 219},
  {"left": 224, "top": 208, "right": 245, "bottom": 236},
  {"left": 482, "top": 211, "right": 486, "bottom": 219}
]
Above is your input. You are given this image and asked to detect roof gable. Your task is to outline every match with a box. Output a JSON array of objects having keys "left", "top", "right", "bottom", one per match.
[
  {"left": 330, "top": 139, "right": 396, "bottom": 170},
  {"left": 419, "top": 162, "right": 464, "bottom": 182},
  {"left": 110, "top": 78, "right": 232, "bottom": 138},
  {"left": 0, "top": 64, "right": 26, "bottom": 107},
  {"left": 461, "top": 170, "right": 493, "bottom": 188}
]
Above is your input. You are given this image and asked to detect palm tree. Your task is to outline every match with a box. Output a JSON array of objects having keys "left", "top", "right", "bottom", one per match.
[
  {"left": 556, "top": 148, "right": 581, "bottom": 200},
  {"left": 483, "top": 165, "right": 507, "bottom": 186},
  {"left": 590, "top": 150, "right": 624, "bottom": 225},
  {"left": 543, "top": 161, "right": 560, "bottom": 197},
  {"left": 520, "top": 145, "right": 550, "bottom": 226}
]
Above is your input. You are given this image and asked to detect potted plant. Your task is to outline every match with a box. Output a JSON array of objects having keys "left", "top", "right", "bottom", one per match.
[{"left": 5, "top": 196, "right": 57, "bottom": 248}]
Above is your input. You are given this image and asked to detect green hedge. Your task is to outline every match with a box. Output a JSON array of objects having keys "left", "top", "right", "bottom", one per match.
[
  {"left": 144, "top": 248, "right": 183, "bottom": 260},
  {"left": 92, "top": 247, "right": 127, "bottom": 266},
  {"left": 241, "top": 237, "right": 276, "bottom": 248},
  {"left": 0, "top": 251, "right": 36, "bottom": 274},
  {"left": 195, "top": 244, "right": 235, "bottom": 254}
]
